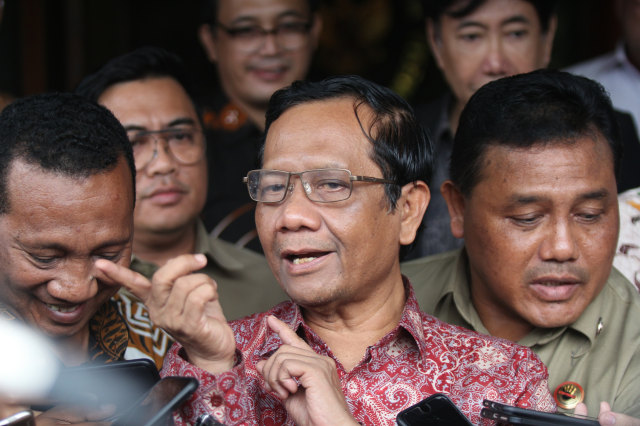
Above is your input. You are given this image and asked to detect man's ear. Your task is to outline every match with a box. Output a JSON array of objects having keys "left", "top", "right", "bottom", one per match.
[
  {"left": 309, "top": 13, "right": 323, "bottom": 51},
  {"left": 426, "top": 19, "right": 445, "bottom": 70},
  {"left": 441, "top": 180, "right": 465, "bottom": 239},
  {"left": 198, "top": 23, "right": 218, "bottom": 63},
  {"left": 540, "top": 14, "right": 558, "bottom": 68},
  {"left": 398, "top": 181, "right": 430, "bottom": 246}
]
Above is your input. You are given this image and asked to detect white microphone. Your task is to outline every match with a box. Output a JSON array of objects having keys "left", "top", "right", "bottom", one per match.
[{"left": 0, "top": 320, "right": 59, "bottom": 401}]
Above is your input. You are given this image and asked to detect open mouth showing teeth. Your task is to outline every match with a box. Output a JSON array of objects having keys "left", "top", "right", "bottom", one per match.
[
  {"left": 46, "top": 304, "right": 78, "bottom": 313},
  {"left": 287, "top": 252, "right": 327, "bottom": 265},
  {"left": 292, "top": 256, "right": 317, "bottom": 265}
]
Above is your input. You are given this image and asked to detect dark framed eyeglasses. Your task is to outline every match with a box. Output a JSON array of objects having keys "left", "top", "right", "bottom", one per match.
[
  {"left": 243, "top": 168, "right": 396, "bottom": 204},
  {"left": 127, "top": 127, "right": 205, "bottom": 171},
  {"left": 214, "top": 20, "right": 312, "bottom": 52}
]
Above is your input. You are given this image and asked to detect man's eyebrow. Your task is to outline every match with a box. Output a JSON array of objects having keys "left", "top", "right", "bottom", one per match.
[
  {"left": 123, "top": 124, "right": 146, "bottom": 132},
  {"left": 579, "top": 189, "right": 609, "bottom": 201},
  {"left": 17, "top": 240, "right": 64, "bottom": 251},
  {"left": 456, "top": 14, "right": 531, "bottom": 31},
  {"left": 96, "top": 236, "right": 132, "bottom": 247},
  {"left": 88, "top": 238, "right": 132, "bottom": 255},
  {"left": 277, "top": 11, "right": 308, "bottom": 20},
  {"left": 501, "top": 15, "right": 531, "bottom": 26},
  {"left": 122, "top": 118, "right": 196, "bottom": 133},
  {"left": 167, "top": 118, "right": 197, "bottom": 128},
  {"left": 31, "top": 238, "right": 130, "bottom": 252},
  {"left": 507, "top": 189, "right": 610, "bottom": 206},
  {"left": 507, "top": 194, "right": 544, "bottom": 205},
  {"left": 231, "top": 10, "right": 307, "bottom": 26},
  {"left": 229, "top": 15, "right": 262, "bottom": 26},
  {"left": 456, "top": 20, "right": 487, "bottom": 31}
]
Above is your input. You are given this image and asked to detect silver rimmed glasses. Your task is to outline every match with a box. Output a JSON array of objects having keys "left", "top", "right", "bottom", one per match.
[
  {"left": 243, "top": 168, "right": 396, "bottom": 204},
  {"left": 215, "top": 20, "right": 312, "bottom": 52},
  {"left": 127, "top": 127, "right": 205, "bottom": 171}
]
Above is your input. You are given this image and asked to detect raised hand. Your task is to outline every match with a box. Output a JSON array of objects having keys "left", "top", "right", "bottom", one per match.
[
  {"left": 255, "top": 316, "right": 359, "bottom": 426},
  {"left": 95, "top": 254, "right": 236, "bottom": 373}
]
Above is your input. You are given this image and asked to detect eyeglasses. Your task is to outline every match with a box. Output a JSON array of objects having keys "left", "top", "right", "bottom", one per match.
[
  {"left": 214, "top": 20, "right": 312, "bottom": 53},
  {"left": 127, "top": 128, "right": 205, "bottom": 171},
  {"left": 243, "top": 168, "right": 396, "bottom": 204}
]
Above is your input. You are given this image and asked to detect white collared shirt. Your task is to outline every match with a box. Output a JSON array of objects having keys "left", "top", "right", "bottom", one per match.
[{"left": 566, "top": 42, "right": 640, "bottom": 134}]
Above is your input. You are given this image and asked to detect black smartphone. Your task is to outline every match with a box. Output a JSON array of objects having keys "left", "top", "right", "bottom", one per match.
[
  {"left": 32, "top": 358, "right": 160, "bottom": 413},
  {"left": 396, "top": 393, "right": 473, "bottom": 426},
  {"left": 111, "top": 376, "right": 199, "bottom": 426},
  {"left": 0, "top": 410, "right": 35, "bottom": 426},
  {"left": 481, "top": 399, "right": 600, "bottom": 425}
]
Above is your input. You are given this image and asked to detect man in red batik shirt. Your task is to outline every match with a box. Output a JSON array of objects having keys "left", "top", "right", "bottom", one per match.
[{"left": 98, "top": 75, "right": 555, "bottom": 425}]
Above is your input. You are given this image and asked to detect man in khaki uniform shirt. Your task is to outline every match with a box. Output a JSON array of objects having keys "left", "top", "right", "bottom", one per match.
[
  {"left": 77, "top": 47, "right": 286, "bottom": 367},
  {"left": 402, "top": 70, "right": 640, "bottom": 424}
]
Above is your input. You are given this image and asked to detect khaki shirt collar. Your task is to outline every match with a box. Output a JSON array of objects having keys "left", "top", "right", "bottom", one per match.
[
  {"left": 193, "top": 220, "right": 244, "bottom": 271},
  {"left": 447, "top": 249, "right": 491, "bottom": 335},
  {"left": 447, "top": 249, "right": 597, "bottom": 350},
  {"left": 130, "top": 219, "right": 245, "bottom": 274}
]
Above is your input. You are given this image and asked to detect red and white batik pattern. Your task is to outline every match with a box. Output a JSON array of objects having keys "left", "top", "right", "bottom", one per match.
[
  {"left": 615, "top": 187, "right": 640, "bottom": 291},
  {"left": 162, "top": 282, "right": 555, "bottom": 425}
]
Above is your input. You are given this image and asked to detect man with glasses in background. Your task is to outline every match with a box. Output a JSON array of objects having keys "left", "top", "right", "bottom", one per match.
[
  {"left": 408, "top": 0, "right": 640, "bottom": 260},
  {"left": 76, "top": 46, "right": 286, "bottom": 368},
  {"left": 197, "top": 0, "right": 322, "bottom": 252},
  {"left": 97, "top": 75, "right": 555, "bottom": 425}
]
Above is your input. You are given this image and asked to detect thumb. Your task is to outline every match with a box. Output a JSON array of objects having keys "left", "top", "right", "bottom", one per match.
[
  {"left": 95, "top": 259, "right": 152, "bottom": 302},
  {"left": 574, "top": 402, "right": 588, "bottom": 417},
  {"left": 266, "top": 315, "right": 311, "bottom": 350},
  {"left": 598, "top": 401, "right": 618, "bottom": 426}
]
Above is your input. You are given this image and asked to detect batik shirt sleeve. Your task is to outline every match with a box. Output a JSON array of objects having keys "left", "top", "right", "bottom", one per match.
[
  {"left": 615, "top": 187, "right": 640, "bottom": 291},
  {"left": 160, "top": 306, "right": 295, "bottom": 426}
]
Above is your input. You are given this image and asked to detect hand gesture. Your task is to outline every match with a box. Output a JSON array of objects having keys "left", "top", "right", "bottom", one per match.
[
  {"left": 95, "top": 254, "right": 236, "bottom": 373},
  {"left": 255, "top": 316, "right": 359, "bottom": 426},
  {"left": 34, "top": 403, "right": 114, "bottom": 425},
  {"left": 575, "top": 401, "right": 640, "bottom": 426}
]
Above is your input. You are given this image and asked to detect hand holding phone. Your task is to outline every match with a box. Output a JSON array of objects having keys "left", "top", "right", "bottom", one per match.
[
  {"left": 0, "top": 411, "right": 34, "bottom": 426},
  {"left": 111, "top": 376, "right": 198, "bottom": 426},
  {"left": 481, "top": 399, "right": 599, "bottom": 425},
  {"left": 31, "top": 359, "right": 160, "bottom": 413},
  {"left": 396, "top": 393, "right": 473, "bottom": 426}
]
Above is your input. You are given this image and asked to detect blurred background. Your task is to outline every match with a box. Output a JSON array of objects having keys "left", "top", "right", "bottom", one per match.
[{"left": 0, "top": 0, "right": 622, "bottom": 104}]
